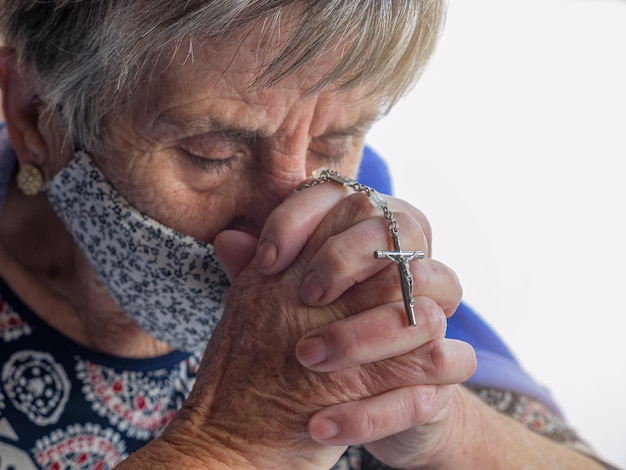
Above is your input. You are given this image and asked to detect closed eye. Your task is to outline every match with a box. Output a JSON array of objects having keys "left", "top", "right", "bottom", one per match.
[
  {"left": 182, "top": 151, "right": 237, "bottom": 174},
  {"left": 177, "top": 131, "right": 254, "bottom": 174},
  {"left": 308, "top": 134, "right": 356, "bottom": 166}
]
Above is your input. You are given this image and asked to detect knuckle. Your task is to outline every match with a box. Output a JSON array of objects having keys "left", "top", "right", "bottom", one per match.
[
  {"left": 410, "top": 208, "right": 432, "bottom": 246},
  {"left": 354, "top": 402, "right": 400, "bottom": 442},
  {"left": 419, "top": 339, "right": 476, "bottom": 384},
  {"left": 412, "top": 259, "right": 463, "bottom": 317},
  {"left": 343, "top": 191, "right": 379, "bottom": 217},
  {"left": 333, "top": 318, "right": 367, "bottom": 362},
  {"left": 264, "top": 206, "right": 304, "bottom": 240},
  {"left": 317, "top": 235, "right": 354, "bottom": 277},
  {"left": 394, "top": 210, "right": 428, "bottom": 246},
  {"left": 431, "top": 260, "right": 463, "bottom": 315},
  {"left": 391, "top": 200, "right": 431, "bottom": 242},
  {"left": 406, "top": 385, "right": 442, "bottom": 424},
  {"left": 419, "top": 214, "right": 432, "bottom": 246},
  {"left": 411, "top": 261, "right": 431, "bottom": 292},
  {"left": 444, "top": 266, "right": 463, "bottom": 315},
  {"left": 361, "top": 407, "right": 380, "bottom": 440},
  {"left": 418, "top": 298, "right": 447, "bottom": 339},
  {"left": 409, "top": 385, "right": 452, "bottom": 424},
  {"left": 420, "top": 339, "right": 450, "bottom": 379}
]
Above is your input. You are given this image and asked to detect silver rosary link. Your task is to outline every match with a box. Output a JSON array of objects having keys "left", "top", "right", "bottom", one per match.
[
  {"left": 296, "top": 168, "right": 424, "bottom": 327},
  {"left": 297, "top": 168, "right": 393, "bottom": 218}
]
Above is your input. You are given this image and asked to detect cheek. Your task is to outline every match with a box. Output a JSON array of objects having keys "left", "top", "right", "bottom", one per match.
[
  {"left": 134, "top": 179, "right": 241, "bottom": 243},
  {"left": 94, "top": 150, "right": 242, "bottom": 243},
  {"left": 153, "top": 193, "right": 239, "bottom": 243}
]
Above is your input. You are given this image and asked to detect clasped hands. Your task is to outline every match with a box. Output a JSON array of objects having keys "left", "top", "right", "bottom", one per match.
[{"left": 162, "top": 180, "right": 477, "bottom": 469}]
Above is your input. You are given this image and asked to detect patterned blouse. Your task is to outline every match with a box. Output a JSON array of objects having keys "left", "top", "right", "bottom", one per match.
[{"left": 1, "top": 277, "right": 610, "bottom": 469}]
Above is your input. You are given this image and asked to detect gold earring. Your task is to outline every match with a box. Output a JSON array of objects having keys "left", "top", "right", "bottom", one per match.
[{"left": 16, "top": 163, "right": 45, "bottom": 196}]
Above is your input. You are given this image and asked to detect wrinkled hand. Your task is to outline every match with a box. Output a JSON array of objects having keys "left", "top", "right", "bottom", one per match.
[
  {"left": 251, "top": 181, "right": 477, "bottom": 467},
  {"left": 169, "top": 182, "right": 475, "bottom": 469}
]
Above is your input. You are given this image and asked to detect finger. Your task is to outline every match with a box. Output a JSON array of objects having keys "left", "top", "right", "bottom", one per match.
[
  {"left": 301, "top": 250, "right": 461, "bottom": 321},
  {"left": 296, "top": 297, "right": 447, "bottom": 371},
  {"left": 214, "top": 230, "right": 258, "bottom": 282},
  {"left": 299, "top": 208, "right": 429, "bottom": 307},
  {"left": 255, "top": 181, "right": 432, "bottom": 275},
  {"left": 324, "top": 336, "right": 474, "bottom": 394},
  {"left": 300, "top": 190, "right": 431, "bottom": 266},
  {"left": 308, "top": 384, "right": 452, "bottom": 445},
  {"left": 344, "top": 259, "right": 462, "bottom": 318},
  {"left": 255, "top": 182, "right": 351, "bottom": 274},
  {"left": 308, "top": 337, "right": 476, "bottom": 446},
  {"left": 362, "top": 338, "right": 477, "bottom": 390}
]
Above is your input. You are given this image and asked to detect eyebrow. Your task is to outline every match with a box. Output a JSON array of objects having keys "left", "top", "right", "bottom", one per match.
[
  {"left": 159, "top": 113, "right": 264, "bottom": 139},
  {"left": 160, "top": 108, "right": 382, "bottom": 140},
  {"left": 322, "top": 115, "right": 381, "bottom": 138}
]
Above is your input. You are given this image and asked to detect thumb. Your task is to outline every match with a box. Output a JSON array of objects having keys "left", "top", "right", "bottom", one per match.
[{"left": 214, "top": 230, "right": 259, "bottom": 283}]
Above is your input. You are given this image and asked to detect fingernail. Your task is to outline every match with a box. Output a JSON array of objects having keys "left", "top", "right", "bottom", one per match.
[
  {"left": 296, "top": 336, "right": 328, "bottom": 367},
  {"left": 256, "top": 239, "right": 278, "bottom": 269},
  {"left": 310, "top": 417, "right": 340, "bottom": 440},
  {"left": 300, "top": 270, "right": 325, "bottom": 305}
]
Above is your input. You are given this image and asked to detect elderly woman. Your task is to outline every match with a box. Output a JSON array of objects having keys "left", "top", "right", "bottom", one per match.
[{"left": 0, "top": 1, "right": 611, "bottom": 469}]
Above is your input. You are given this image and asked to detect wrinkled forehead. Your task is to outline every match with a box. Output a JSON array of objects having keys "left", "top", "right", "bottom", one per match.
[
  {"left": 153, "top": 5, "right": 377, "bottom": 101},
  {"left": 128, "top": 15, "right": 383, "bottom": 139},
  {"left": 132, "top": 72, "right": 381, "bottom": 151}
]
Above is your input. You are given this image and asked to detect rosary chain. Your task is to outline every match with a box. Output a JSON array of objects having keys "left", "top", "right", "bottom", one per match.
[{"left": 296, "top": 168, "right": 399, "bottom": 233}]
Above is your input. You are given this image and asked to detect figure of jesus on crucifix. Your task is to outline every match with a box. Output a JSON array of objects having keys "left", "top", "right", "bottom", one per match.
[{"left": 374, "top": 227, "right": 424, "bottom": 327}]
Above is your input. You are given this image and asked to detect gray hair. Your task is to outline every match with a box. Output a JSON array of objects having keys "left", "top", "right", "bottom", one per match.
[{"left": 0, "top": 0, "right": 445, "bottom": 150}]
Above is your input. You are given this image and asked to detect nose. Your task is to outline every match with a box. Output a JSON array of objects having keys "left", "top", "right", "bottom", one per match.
[{"left": 230, "top": 132, "right": 310, "bottom": 237}]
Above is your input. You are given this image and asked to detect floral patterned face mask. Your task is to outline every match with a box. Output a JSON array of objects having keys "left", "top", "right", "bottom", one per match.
[{"left": 47, "top": 151, "right": 230, "bottom": 352}]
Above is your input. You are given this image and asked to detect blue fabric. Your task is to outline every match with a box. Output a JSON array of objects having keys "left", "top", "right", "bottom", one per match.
[
  {"left": 448, "top": 302, "right": 561, "bottom": 415},
  {"left": 358, "top": 145, "right": 562, "bottom": 416},
  {"left": 357, "top": 145, "right": 393, "bottom": 195}
]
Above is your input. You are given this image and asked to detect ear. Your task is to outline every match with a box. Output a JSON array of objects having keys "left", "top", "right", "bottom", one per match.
[{"left": 0, "top": 47, "right": 49, "bottom": 169}]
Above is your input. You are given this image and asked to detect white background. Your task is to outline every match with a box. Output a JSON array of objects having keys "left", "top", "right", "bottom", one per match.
[{"left": 367, "top": 0, "right": 626, "bottom": 467}]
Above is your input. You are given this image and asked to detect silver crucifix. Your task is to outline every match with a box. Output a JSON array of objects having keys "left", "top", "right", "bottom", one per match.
[
  {"left": 297, "top": 168, "right": 425, "bottom": 328},
  {"left": 374, "top": 229, "right": 424, "bottom": 327}
]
